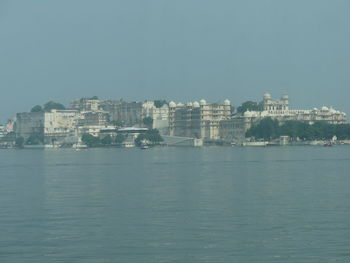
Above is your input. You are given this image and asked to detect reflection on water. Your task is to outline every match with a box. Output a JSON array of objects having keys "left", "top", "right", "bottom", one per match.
[{"left": 1, "top": 147, "right": 350, "bottom": 262}]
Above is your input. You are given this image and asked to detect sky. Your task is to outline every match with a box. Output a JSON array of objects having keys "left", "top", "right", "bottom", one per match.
[{"left": 1, "top": 0, "right": 350, "bottom": 122}]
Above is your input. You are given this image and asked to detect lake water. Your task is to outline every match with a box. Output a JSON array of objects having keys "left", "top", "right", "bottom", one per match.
[{"left": 0, "top": 147, "right": 350, "bottom": 263}]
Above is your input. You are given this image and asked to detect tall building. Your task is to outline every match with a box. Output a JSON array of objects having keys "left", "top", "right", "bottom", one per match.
[
  {"left": 262, "top": 93, "right": 289, "bottom": 112},
  {"left": 142, "top": 101, "right": 169, "bottom": 134},
  {"left": 169, "top": 99, "right": 232, "bottom": 140},
  {"left": 15, "top": 110, "right": 81, "bottom": 144},
  {"left": 101, "top": 100, "right": 143, "bottom": 126}
]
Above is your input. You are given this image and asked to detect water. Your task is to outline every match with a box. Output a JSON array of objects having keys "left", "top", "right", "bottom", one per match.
[{"left": 1, "top": 147, "right": 350, "bottom": 263}]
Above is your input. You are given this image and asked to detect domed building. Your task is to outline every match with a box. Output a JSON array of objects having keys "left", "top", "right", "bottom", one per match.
[
  {"left": 219, "top": 94, "right": 347, "bottom": 142},
  {"left": 262, "top": 93, "right": 289, "bottom": 112}
]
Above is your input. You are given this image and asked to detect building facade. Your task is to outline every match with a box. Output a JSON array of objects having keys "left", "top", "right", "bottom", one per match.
[
  {"left": 101, "top": 100, "right": 143, "bottom": 126},
  {"left": 169, "top": 99, "right": 232, "bottom": 140},
  {"left": 77, "top": 111, "right": 110, "bottom": 126},
  {"left": 142, "top": 101, "right": 169, "bottom": 134},
  {"left": 71, "top": 97, "right": 101, "bottom": 112},
  {"left": 15, "top": 110, "right": 81, "bottom": 144}
]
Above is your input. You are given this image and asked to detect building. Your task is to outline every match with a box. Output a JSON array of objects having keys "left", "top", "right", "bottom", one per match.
[
  {"left": 169, "top": 99, "right": 232, "bottom": 140},
  {"left": 77, "top": 111, "right": 110, "bottom": 126},
  {"left": 71, "top": 97, "right": 101, "bottom": 112},
  {"left": 245, "top": 93, "right": 347, "bottom": 127},
  {"left": 101, "top": 100, "right": 143, "bottom": 126},
  {"left": 220, "top": 94, "right": 347, "bottom": 142},
  {"left": 15, "top": 110, "right": 81, "bottom": 144},
  {"left": 219, "top": 117, "right": 246, "bottom": 142},
  {"left": 262, "top": 93, "right": 289, "bottom": 111},
  {"left": 78, "top": 125, "right": 116, "bottom": 137},
  {"left": 142, "top": 101, "right": 169, "bottom": 134},
  {"left": 0, "top": 125, "right": 5, "bottom": 138}
]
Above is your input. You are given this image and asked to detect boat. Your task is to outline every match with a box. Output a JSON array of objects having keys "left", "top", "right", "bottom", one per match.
[
  {"left": 324, "top": 141, "right": 333, "bottom": 147},
  {"left": 140, "top": 145, "right": 150, "bottom": 149},
  {"left": 72, "top": 143, "right": 88, "bottom": 149}
]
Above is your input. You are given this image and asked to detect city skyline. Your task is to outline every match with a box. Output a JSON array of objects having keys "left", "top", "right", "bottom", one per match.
[{"left": 1, "top": 92, "right": 348, "bottom": 124}]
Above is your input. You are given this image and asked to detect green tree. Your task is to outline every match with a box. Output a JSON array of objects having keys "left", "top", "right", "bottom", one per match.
[
  {"left": 115, "top": 134, "right": 126, "bottom": 144},
  {"left": 43, "top": 101, "right": 66, "bottom": 112},
  {"left": 135, "top": 129, "right": 163, "bottom": 146},
  {"left": 81, "top": 133, "right": 100, "bottom": 147},
  {"left": 111, "top": 120, "right": 124, "bottom": 127},
  {"left": 246, "top": 119, "right": 350, "bottom": 141},
  {"left": 154, "top": 100, "right": 167, "bottom": 108},
  {"left": 31, "top": 105, "right": 43, "bottom": 112},
  {"left": 246, "top": 117, "right": 279, "bottom": 140},
  {"left": 26, "top": 134, "right": 44, "bottom": 145},
  {"left": 15, "top": 137, "right": 24, "bottom": 148},
  {"left": 143, "top": 117, "right": 153, "bottom": 129},
  {"left": 334, "top": 124, "right": 350, "bottom": 140},
  {"left": 101, "top": 135, "right": 113, "bottom": 145},
  {"left": 237, "top": 101, "right": 263, "bottom": 113}
]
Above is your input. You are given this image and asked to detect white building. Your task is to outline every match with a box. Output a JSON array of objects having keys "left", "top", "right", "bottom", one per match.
[
  {"left": 0, "top": 125, "right": 5, "bottom": 138},
  {"left": 169, "top": 99, "right": 232, "bottom": 140},
  {"left": 243, "top": 93, "right": 347, "bottom": 127},
  {"left": 15, "top": 110, "right": 82, "bottom": 144},
  {"left": 220, "top": 94, "right": 347, "bottom": 142},
  {"left": 142, "top": 101, "right": 169, "bottom": 134}
]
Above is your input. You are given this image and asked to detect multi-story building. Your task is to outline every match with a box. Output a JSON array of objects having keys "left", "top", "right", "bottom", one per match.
[
  {"left": 15, "top": 110, "right": 81, "bottom": 144},
  {"left": 71, "top": 97, "right": 101, "bottom": 112},
  {"left": 169, "top": 99, "right": 232, "bottom": 140},
  {"left": 142, "top": 101, "right": 169, "bottom": 134},
  {"left": 77, "top": 111, "right": 110, "bottom": 126},
  {"left": 0, "top": 125, "right": 5, "bottom": 138},
  {"left": 100, "top": 100, "right": 169, "bottom": 131},
  {"left": 101, "top": 100, "right": 143, "bottom": 126}
]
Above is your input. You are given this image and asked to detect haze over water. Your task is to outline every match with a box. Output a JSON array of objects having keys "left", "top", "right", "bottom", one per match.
[
  {"left": 1, "top": 147, "right": 350, "bottom": 262},
  {"left": 1, "top": 0, "right": 350, "bottom": 122}
]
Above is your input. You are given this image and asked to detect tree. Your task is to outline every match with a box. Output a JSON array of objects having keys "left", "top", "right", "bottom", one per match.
[
  {"left": 279, "top": 121, "right": 304, "bottom": 139},
  {"left": 246, "top": 118, "right": 350, "bottom": 141},
  {"left": 43, "top": 101, "right": 66, "bottom": 112},
  {"left": 246, "top": 117, "right": 279, "bottom": 140},
  {"left": 15, "top": 137, "right": 24, "bottom": 148},
  {"left": 101, "top": 135, "right": 113, "bottom": 145},
  {"left": 237, "top": 101, "right": 263, "bottom": 113},
  {"left": 31, "top": 105, "right": 43, "bottom": 112},
  {"left": 154, "top": 100, "right": 167, "bottom": 108},
  {"left": 135, "top": 129, "right": 163, "bottom": 146},
  {"left": 111, "top": 120, "right": 124, "bottom": 127},
  {"left": 115, "top": 134, "right": 126, "bottom": 144},
  {"left": 26, "top": 134, "right": 44, "bottom": 145},
  {"left": 81, "top": 133, "right": 100, "bottom": 147},
  {"left": 143, "top": 117, "right": 153, "bottom": 129}
]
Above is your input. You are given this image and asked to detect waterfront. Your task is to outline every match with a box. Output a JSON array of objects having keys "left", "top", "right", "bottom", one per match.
[{"left": 1, "top": 147, "right": 350, "bottom": 263}]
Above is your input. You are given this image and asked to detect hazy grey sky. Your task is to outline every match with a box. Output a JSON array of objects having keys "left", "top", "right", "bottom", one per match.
[{"left": 1, "top": 0, "right": 350, "bottom": 122}]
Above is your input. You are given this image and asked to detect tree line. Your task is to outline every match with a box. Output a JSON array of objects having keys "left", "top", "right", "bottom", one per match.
[
  {"left": 31, "top": 101, "right": 66, "bottom": 112},
  {"left": 82, "top": 129, "right": 163, "bottom": 147},
  {"left": 246, "top": 118, "right": 350, "bottom": 141}
]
